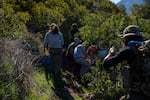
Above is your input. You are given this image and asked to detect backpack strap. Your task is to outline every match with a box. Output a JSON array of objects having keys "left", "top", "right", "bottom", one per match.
[
  {"left": 129, "top": 45, "right": 144, "bottom": 72},
  {"left": 138, "top": 40, "right": 150, "bottom": 55}
]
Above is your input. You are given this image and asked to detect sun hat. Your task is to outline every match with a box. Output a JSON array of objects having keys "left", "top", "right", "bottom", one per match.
[{"left": 118, "top": 25, "right": 142, "bottom": 38}]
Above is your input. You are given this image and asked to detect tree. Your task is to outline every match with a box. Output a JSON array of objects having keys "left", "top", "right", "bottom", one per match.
[
  {"left": 131, "top": 4, "right": 150, "bottom": 19},
  {"left": 0, "top": 2, "right": 30, "bottom": 39},
  {"left": 145, "top": 0, "right": 150, "bottom": 4}
]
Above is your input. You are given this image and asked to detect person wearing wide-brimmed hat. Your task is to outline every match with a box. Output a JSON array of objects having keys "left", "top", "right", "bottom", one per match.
[
  {"left": 44, "top": 24, "right": 64, "bottom": 75},
  {"left": 102, "top": 25, "right": 150, "bottom": 100}
]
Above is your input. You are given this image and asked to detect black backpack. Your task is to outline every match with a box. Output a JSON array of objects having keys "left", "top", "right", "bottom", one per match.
[
  {"left": 137, "top": 40, "right": 150, "bottom": 96},
  {"left": 129, "top": 40, "right": 150, "bottom": 96},
  {"left": 66, "top": 43, "right": 76, "bottom": 60}
]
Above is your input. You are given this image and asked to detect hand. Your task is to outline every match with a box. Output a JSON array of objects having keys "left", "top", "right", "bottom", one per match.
[
  {"left": 43, "top": 48, "right": 46, "bottom": 55},
  {"left": 104, "top": 46, "right": 116, "bottom": 60},
  {"left": 109, "top": 46, "right": 116, "bottom": 55}
]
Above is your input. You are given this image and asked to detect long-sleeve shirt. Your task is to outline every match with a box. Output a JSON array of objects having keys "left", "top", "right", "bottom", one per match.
[
  {"left": 103, "top": 46, "right": 136, "bottom": 69},
  {"left": 103, "top": 41, "right": 144, "bottom": 68},
  {"left": 102, "top": 46, "right": 144, "bottom": 86},
  {"left": 73, "top": 44, "right": 85, "bottom": 59},
  {"left": 44, "top": 32, "right": 64, "bottom": 49}
]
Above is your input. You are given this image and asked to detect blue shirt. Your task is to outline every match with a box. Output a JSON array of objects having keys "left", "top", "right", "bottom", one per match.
[
  {"left": 73, "top": 44, "right": 85, "bottom": 59},
  {"left": 44, "top": 31, "right": 64, "bottom": 48}
]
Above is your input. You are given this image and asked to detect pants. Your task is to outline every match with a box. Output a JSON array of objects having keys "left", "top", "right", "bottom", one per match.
[
  {"left": 49, "top": 48, "right": 62, "bottom": 74},
  {"left": 75, "top": 57, "right": 91, "bottom": 75}
]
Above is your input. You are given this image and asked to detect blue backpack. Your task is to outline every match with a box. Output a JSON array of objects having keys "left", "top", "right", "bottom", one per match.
[
  {"left": 42, "top": 55, "right": 52, "bottom": 65},
  {"left": 42, "top": 55, "right": 53, "bottom": 72}
]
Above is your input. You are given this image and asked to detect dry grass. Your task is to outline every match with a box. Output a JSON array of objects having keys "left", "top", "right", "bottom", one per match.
[{"left": 0, "top": 39, "right": 37, "bottom": 100}]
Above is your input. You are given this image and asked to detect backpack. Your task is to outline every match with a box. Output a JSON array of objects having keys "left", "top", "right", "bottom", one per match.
[
  {"left": 66, "top": 43, "right": 77, "bottom": 60},
  {"left": 125, "top": 40, "right": 150, "bottom": 96},
  {"left": 138, "top": 40, "right": 150, "bottom": 96},
  {"left": 129, "top": 40, "right": 150, "bottom": 96},
  {"left": 42, "top": 55, "right": 53, "bottom": 72},
  {"left": 42, "top": 55, "right": 52, "bottom": 66}
]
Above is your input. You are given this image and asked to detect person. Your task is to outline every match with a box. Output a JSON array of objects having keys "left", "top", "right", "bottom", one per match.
[
  {"left": 73, "top": 40, "right": 92, "bottom": 76},
  {"left": 69, "top": 23, "right": 80, "bottom": 41},
  {"left": 102, "top": 25, "right": 150, "bottom": 100},
  {"left": 43, "top": 24, "right": 64, "bottom": 75},
  {"left": 87, "top": 45, "right": 99, "bottom": 66},
  {"left": 66, "top": 37, "right": 82, "bottom": 76}
]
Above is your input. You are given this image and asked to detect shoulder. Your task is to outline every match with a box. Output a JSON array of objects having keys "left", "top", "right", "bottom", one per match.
[
  {"left": 59, "top": 32, "right": 63, "bottom": 36},
  {"left": 46, "top": 31, "right": 52, "bottom": 36},
  {"left": 77, "top": 44, "right": 83, "bottom": 47},
  {"left": 59, "top": 32, "right": 62, "bottom": 34},
  {"left": 119, "top": 46, "right": 136, "bottom": 56},
  {"left": 45, "top": 32, "right": 49, "bottom": 35},
  {"left": 77, "top": 44, "right": 85, "bottom": 50},
  {"left": 68, "top": 42, "right": 74, "bottom": 47}
]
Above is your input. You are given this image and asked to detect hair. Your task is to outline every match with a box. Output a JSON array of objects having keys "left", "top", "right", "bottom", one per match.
[{"left": 51, "top": 25, "right": 59, "bottom": 34}]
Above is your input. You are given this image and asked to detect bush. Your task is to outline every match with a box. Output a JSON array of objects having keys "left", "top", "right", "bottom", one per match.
[{"left": 0, "top": 39, "right": 36, "bottom": 100}]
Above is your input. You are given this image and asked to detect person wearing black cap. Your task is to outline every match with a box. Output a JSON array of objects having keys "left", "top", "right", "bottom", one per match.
[
  {"left": 69, "top": 23, "right": 80, "bottom": 41},
  {"left": 102, "top": 25, "right": 150, "bottom": 100}
]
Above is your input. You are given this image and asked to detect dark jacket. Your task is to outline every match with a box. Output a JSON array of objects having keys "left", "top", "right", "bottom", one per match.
[
  {"left": 103, "top": 45, "right": 144, "bottom": 88},
  {"left": 103, "top": 46, "right": 137, "bottom": 68}
]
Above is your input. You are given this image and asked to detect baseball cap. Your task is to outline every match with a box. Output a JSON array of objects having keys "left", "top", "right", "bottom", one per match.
[{"left": 74, "top": 37, "right": 82, "bottom": 43}]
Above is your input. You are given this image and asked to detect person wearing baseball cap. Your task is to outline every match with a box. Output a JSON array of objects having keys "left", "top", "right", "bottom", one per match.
[{"left": 66, "top": 37, "right": 82, "bottom": 76}]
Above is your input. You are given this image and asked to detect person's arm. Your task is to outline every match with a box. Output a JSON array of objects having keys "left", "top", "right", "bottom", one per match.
[
  {"left": 104, "top": 46, "right": 116, "bottom": 60},
  {"left": 81, "top": 46, "right": 89, "bottom": 58},
  {"left": 43, "top": 32, "right": 49, "bottom": 55},
  {"left": 102, "top": 47, "right": 130, "bottom": 69},
  {"left": 60, "top": 33, "right": 64, "bottom": 48},
  {"left": 68, "top": 30, "right": 72, "bottom": 40}
]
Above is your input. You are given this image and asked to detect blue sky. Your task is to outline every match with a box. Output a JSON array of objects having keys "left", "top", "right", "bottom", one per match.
[{"left": 109, "top": 0, "right": 121, "bottom": 4}]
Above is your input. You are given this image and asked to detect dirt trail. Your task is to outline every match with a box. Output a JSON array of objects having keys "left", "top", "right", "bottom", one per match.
[{"left": 57, "top": 70, "right": 94, "bottom": 100}]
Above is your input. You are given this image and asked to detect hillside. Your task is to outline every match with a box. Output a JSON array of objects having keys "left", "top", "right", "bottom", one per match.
[{"left": 0, "top": 0, "right": 150, "bottom": 100}]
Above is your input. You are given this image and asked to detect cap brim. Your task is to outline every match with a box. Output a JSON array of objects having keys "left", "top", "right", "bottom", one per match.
[
  {"left": 118, "top": 34, "right": 124, "bottom": 38},
  {"left": 118, "top": 33, "right": 142, "bottom": 38},
  {"left": 118, "top": 32, "right": 124, "bottom": 38}
]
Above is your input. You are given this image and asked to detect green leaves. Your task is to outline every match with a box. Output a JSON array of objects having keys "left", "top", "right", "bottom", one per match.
[
  {"left": 131, "top": 4, "right": 150, "bottom": 19},
  {"left": 0, "top": 4, "right": 30, "bottom": 39}
]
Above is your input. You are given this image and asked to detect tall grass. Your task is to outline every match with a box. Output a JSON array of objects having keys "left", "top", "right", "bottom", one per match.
[{"left": 0, "top": 40, "right": 35, "bottom": 100}]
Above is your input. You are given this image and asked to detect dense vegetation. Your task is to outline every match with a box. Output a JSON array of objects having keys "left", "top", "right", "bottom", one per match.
[{"left": 0, "top": 0, "right": 150, "bottom": 100}]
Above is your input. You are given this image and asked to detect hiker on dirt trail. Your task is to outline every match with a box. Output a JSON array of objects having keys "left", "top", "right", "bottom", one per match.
[
  {"left": 43, "top": 24, "right": 64, "bottom": 75},
  {"left": 102, "top": 25, "right": 150, "bottom": 100},
  {"left": 69, "top": 23, "right": 80, "bottom": 42},
  {"left": 73, "top": 40, "right": 93, "bottom": 76},
  {"left": 66, "top": 37, "right": 82, "bottom": 75}
]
